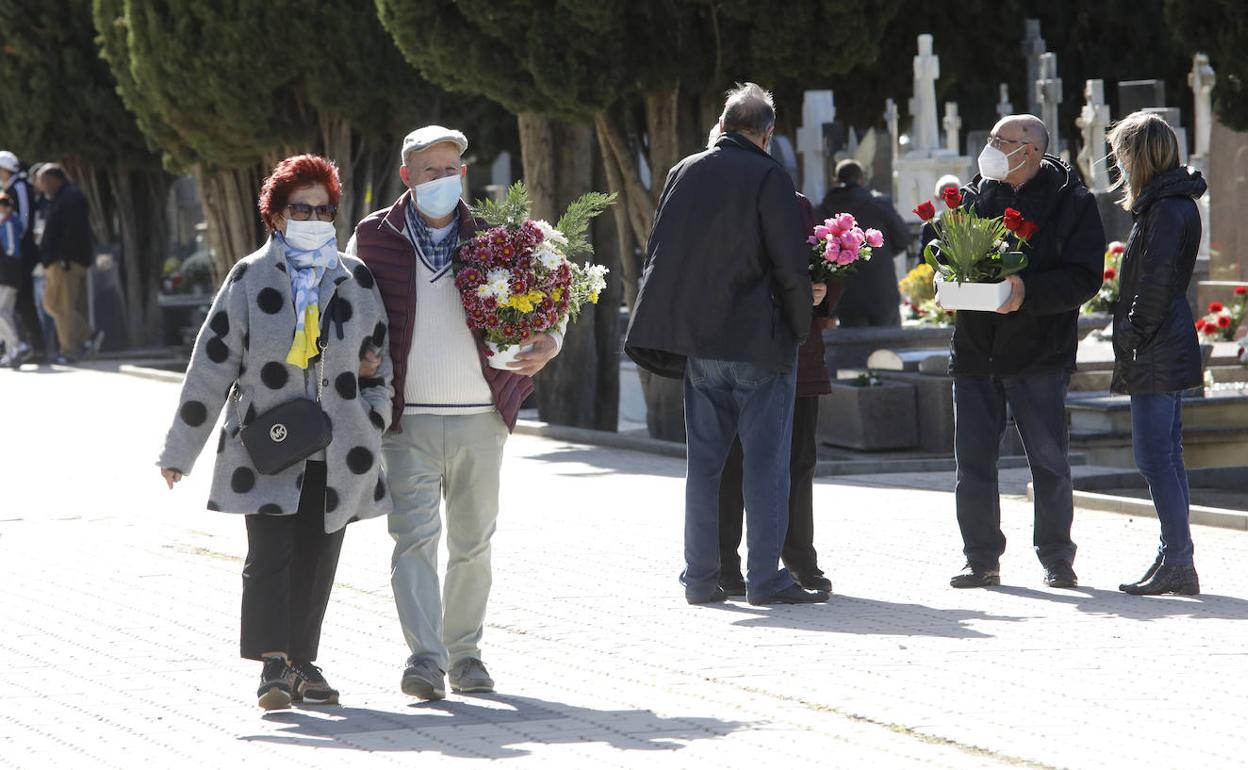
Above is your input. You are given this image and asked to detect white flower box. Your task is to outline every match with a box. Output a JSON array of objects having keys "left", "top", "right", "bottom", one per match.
[
  {"left": 934, "top": 276, "right": 1011, "bottom": 312},
  {"left": 485, "top": 340, "right": 535, "bottom": 370}
]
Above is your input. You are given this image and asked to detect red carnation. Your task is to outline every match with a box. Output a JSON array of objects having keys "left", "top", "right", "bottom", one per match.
[
  {"left": 1218, "top": 315, "right": 1232, "bottom": 328},
  {"left": 941, "top": 187, "right": 963, "bottom": 209},
  {"left": 913, "top": 200, "right": 936, "bottom": 221},
  {"left": 1209, "top": 302, "right": 1225, "bottom": 313},
  {"left": 1002, "top": 208, "right": 1024, "bottom": 232},
  {"left": 1237, "top": 286, "right": 1248, "bottom": 296},
  {"left": 1104, "top": 268, "right": 1116, "bottom": 280},
  {"left": 1195, "top": 320, "right": 1207, "bottom": 332}
]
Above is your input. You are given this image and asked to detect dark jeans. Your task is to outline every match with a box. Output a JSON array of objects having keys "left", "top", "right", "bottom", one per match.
[
  {"left": 683, "top": 356, "right": 796, "bottom": 603},
  {"left": 953, "top": 371, "right": 1076, "bottom": 569},
  {"left": 240, "top": 461, "right": 345, "bottom": 661},
  {"left": 1130, "top": 392, "right": 1194, "bottom": 565},
  {"left": 719, "top": 395, "right": 821, "bottom": 581}
]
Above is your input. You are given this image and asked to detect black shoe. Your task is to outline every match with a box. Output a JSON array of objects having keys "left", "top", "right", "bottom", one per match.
[
  {"left": 718, "top": 574, "right": 746, "bottom": 598},
  {"left": 1123, "top": 563, "right": 1200, "bottom": 596},
  {"left": 687, "top": 587, "right": 728, "bottom": 605},
  {"left": 793, "top": 572, "right": 832, "bottom": 592},
  {"left": 80, "top": 329, "right": 105, "bottom": 360},
  {"left": 1044, "top": 561, "right": 1078, "bottom": 588},
  {"left": 257, "top": 656, "right": 294, "bottom": 711},
  {"left": 289, "top": 660, "right": 339, "bottom": 705},
  {"left": 751, "top": 585, "right": 830, "bottom": 605},
  {"left": 1119, "top": 555, "right": 1163, "bottom": 592},
  {"left": 950, "top": 564, "right": 1000, "bottom": 588}
]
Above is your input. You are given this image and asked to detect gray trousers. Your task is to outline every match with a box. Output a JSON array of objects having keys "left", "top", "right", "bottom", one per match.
[{"left": 383, "top": 412, "right": 507, "bottom": 671}]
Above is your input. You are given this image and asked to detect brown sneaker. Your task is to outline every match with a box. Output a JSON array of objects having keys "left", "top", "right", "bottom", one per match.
[
  {"left": 256, "top": 656, "right": 294, "bottom": 711},
  {"left": 289, "top": 660, "right": 339, "bottom": 705}
]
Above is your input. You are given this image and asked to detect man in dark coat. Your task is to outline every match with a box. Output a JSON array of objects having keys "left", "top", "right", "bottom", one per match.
[
  {"left": 939, "top": 115, "right": 1105, "bottom": 590},
  {"left": 816, "top": 160, "right": 911, "bottom": 327},
  {"left": 36, "top": 164, "right": 101, "bottom": 362},
  {"left": 626, "top": 82, "right": 826, "bottom": 606}
]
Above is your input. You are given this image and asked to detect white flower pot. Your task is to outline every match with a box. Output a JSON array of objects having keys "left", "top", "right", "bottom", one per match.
[
  {"left": 486, "top": 340, "right": 534, "bottom": 370},
  {"left": 934, "top": 276, "right": 1012, "bottom": 312}
]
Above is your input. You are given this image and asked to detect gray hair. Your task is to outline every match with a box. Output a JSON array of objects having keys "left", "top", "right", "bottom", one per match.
[{"left": 720, "top": 82, "right": 775, "bottom": 137}]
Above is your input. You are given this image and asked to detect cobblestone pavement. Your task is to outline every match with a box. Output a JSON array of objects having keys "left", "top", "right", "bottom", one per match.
[{"left": 3, "top": 367, "right": 1247, "bottom": 769}]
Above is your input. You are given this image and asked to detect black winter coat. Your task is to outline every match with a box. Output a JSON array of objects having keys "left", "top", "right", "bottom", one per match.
[
  {"left": 940, "top": 157, "right": 1105, "bottom": 377},
  {"left": 816, "top": 183, "right": 910, "bottom": 327},
  {"left": 625, "top": 132, "right": 811, "bottom": 378},
  {"left": 40, "top": 183, "right": 93, "bottom": 268},
  {"left": 1110, "top": 166, "right": 1206, "bottom": 395}
]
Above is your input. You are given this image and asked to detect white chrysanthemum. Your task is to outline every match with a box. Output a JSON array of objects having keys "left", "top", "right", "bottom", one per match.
[
  {"left": 486, "top": 268, "right": 512, "bottom": 299},
  {"left": 533, "top": 219, "right": 569, "bottom": 247},
  {"left": 536, "top": 244, "right": 564, "bottom": 270},
  {"left": 585, "top": 264, "right": 609, "bottom": 294},
  {"left": 475, "top": 284, "right": 492, "bottom": 298}
]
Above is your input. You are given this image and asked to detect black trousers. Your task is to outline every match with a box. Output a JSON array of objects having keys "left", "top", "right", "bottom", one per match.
[
  {"left": 719, "top": 395, "right": 821, "bottom": 580},
  {"left": 240, "top": 461, "right": 345, "bottom": 662}
]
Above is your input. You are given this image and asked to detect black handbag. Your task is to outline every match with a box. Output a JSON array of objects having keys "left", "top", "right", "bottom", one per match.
[{"left": 233, "top": 299, "right": 339, "bottom": 475}]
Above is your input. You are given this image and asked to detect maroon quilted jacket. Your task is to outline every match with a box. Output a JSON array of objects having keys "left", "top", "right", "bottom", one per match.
[
  {"left": 796, "top": 193, "right": 832, "bottom": 397},
  {"left": 352, "top": 193, "right": 533, "bottom": 432}
]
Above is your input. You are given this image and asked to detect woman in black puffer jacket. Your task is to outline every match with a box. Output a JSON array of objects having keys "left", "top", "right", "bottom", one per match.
[{"left": 1108, "top": 112, "right": 1206, "bottom": 596}]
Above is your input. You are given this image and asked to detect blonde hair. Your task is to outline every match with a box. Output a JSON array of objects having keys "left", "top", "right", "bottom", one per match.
[{"left": 1106, "top": 111, "right": 1179, "bottom": 211}]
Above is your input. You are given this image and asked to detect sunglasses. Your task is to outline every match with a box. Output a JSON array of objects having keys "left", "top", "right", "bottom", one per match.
[{"left": 285, "top": 202, "right": 338, "bottom": 222}]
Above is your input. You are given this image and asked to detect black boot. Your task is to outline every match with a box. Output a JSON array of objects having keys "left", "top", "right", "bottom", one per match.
[
  {"left": 1122, "top": 563, "right": 1200, "bottom": 596},
  {"left": 1118, "top": 555, "right": 1163, "bottom": 592}
]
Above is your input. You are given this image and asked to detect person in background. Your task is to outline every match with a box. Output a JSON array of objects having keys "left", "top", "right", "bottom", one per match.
[
  {"left": 28, "top": 164, "right": 58, "bottom": 361},
  {"left": 35, "top": 164, "right": 102, "bottom": 363},
  {"left": 934, "top": 174, "right": 962, "bottom": 202},
  {"left": 0, "top": 193, "right": 31, "bottom": 367},
  {"left": 816, "top": 160, "right": 910, "bottom": 327},
  {"left": 0, "top": 151, "right": 47, "bottom": 359},
  {"left": 1108, "top": 112, "right": 1204, "bottom": 596}
]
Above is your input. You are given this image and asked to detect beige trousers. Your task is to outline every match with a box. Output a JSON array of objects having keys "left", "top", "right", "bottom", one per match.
[{"left": 43, "top": 262, "right": 90, "bottom": 356}]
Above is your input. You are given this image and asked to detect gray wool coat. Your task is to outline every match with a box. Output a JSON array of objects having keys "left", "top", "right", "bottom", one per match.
[{"left": 158, "top": 238, "right": 395, "bottom": 532}]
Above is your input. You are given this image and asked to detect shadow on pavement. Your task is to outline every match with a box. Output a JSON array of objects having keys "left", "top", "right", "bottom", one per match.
[
  {"left": 990, "top": 584, "right": 1248, "bottom": 620},
  {"left": 728, "top": 594, "right": 1026, "bottom": 638},
  {"left": 242, "top": 693, "right": 748, "bottom": 758},
  {"left": 518, "top": 445, "right": 685, "bottom": 479}
]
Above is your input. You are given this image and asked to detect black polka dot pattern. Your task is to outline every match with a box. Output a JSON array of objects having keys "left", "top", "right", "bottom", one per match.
[
  {"left": 371, "top": 322, "right": 386, "bottom": 347},
  {"left": 205, "top": 337, "right": 229, "bottom": 363},
  {"left": 258, "top": 503, "right": 282, "bottom": 514},
  {"left": 338, "top": 299, "right": 353, "bottom": 323},
  {"left": 358, "top": 338, "right": 372, "bottom": 361},
  {"left": 334, "top": 372, "right": 357, "bottom": 400},
  {"left": 230, "top": 263, "right": 248, "bottom": 283},
  {"left": 346, "top": 447, "right": 373, "bottom": 474},
  {"left": 325, "top": 487, "right": 339, "bottom": 512},
  {"left": 374, "top": 478, "right": 386, "bottom": 502},
  {"left": 260, "top": 362, "right": 288, "bottom": 390},
  {"left": 180, "top": 400, "right": 207, "bottom": 427},
  {"left": 368, "top": 409, "right": 385, "bottom": 430},
  {"left": 257, "top": 287, "right": 284, "bottom": 314},
  {"left": 231, "top": 467, "right": 256, "bottom": 494},
  {"left": 209, "top": 311, "right": 229, "bottom": 337},
  {"left": 353, "top": 264, "right": 375, "bottom": 289}
]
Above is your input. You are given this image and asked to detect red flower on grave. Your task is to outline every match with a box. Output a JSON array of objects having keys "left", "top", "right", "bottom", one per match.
[
  {"left": 1104, "top": 268, "right": 1116, "bottom": 281},
  {"left": 1209, "top": 301, "right": 1225, "bottom": 313},
  {"left": 913, "top": 200, "right": 936, "bottom": 221},
  {"left": 1237, "top": 286, "right": 1248, "bottom": 296},
  {"left": 1218, "top": 315, "right": 1232, "bottom": 328},
  {"left": 1195, "top": 320, "right": 1207, "bottom": 332}
]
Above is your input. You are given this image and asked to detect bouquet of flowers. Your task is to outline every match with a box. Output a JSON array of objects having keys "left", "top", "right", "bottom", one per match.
[
  {"left": 1082, "top": 241, "right": 1125, "bottom": 315},
  {"left": 1196, "top": 292, "right": 1247, "bottom": 343},
  {"left": 454, "top": 182, "right": 614, "bottom": 367},
  {"left": 808, "top": 212, "right": 882, "bottom": 283},
  {"left": 899, "top": 263, "right": 955, "bottom": 325}
]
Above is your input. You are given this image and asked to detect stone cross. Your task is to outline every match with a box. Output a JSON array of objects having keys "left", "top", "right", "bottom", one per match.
[
  {"left": 1076, "top": 79, "right": 1110, "bottom": 192},
  {"left": 1035, "top": 52, "right": 1063, "bottom": 154},
  {"left": 996, "top": 84, "right": 1014, "bottom": 120},
  {"left": 1189, "top": 52, "right": 1216, "bottom": 158},
  {"left": 942, "top": 102, "right": 961, "bottom": 154},
  {"left": 1022, "top": 19, "right": 1046, "bottom": 116},
  {"left": 908, "top": 34, "right": 941, "bottom": 155},
  {"left": 884, "top": 98, "right": 899, "bottom": 200},
  {"left": 797, "top": 90, "right": 836, "bottom": 202}
]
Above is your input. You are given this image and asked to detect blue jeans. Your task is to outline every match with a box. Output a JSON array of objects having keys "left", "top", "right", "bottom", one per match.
[
  {"left": 953, "top": 371, "right": 1076, "bottom": 569},
  {"left": 1130, "top": 392, "right": 1194, "bottom": 565},
  {"left": 683, "top": 356, "right": 796, "bottom": 602}
]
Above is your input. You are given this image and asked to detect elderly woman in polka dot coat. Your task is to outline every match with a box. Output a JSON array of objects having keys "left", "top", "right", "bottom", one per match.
[{"left": 157, "top": 155, "right": 394, "bottom": 711}]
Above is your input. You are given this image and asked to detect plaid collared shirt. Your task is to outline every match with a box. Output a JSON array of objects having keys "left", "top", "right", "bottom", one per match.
[{"left": 404, "top": 203, "right": 459, "bottom": 281}]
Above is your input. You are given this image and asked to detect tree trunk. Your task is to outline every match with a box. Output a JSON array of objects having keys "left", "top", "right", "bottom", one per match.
[
  {"left": 110, "top": 168, "right": 172, "bottom": 347},
  {"left": 195, "top": 164, "right": 263, "bottom": 282},
  {"left": 517, "top": 112, "right": 619, "bottom": 430},
  {"left": 318, "top": 113, "right": 359, "bottom": 245}
]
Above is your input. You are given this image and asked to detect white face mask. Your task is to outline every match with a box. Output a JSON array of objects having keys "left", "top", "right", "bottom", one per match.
[
  {"left": 978, "top": 143, "right": 1027, "bottom": 181},
  {"left": 282, "top": 219, "right": 337, "bottom": 252},
  {"left": 414, "top": 174, "right": 463, "bottom": 219}
]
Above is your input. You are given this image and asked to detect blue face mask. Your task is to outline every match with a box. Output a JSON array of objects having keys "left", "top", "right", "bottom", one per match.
[
  {"left": 1116, "top": 160, "right": 1131, "bottom": 187},
  {"left": 414, "top": 174, "right": 462, "bottom": 219}
]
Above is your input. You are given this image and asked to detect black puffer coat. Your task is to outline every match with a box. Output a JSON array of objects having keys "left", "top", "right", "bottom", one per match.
[{"left": 1111, "top": 166, "right": 1207, "bottom": 395}]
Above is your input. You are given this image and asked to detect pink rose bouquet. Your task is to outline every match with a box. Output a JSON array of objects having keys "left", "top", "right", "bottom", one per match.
[{"left": 808, "top": 212, "right": 881, "bottom": 283}]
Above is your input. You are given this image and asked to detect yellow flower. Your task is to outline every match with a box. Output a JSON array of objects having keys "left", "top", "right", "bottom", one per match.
[
  {"left": 552, "top": 288, "right": 564, "bottom": 302},
  {"left": 589, "top": 292, "right": 599, "bottom": 304}
]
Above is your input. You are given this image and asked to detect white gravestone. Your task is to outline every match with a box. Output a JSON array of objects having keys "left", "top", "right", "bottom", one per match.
[
  {"left": 1076, "top": 79, "right": 1111, "bottom": 192},
  {"left": 996, "top": 83, "right": 1014, "bottom": 119},
  {"left": 1022, "top": 19, "right": 1046, "bottom": 116},
  {"left": 1036, "top": 52, "right": 1063, "bottom": 156},
  {"left": 1190, "top": 53, "right": 1216, "bottom": 158},
  {"left": 797, "top": 90, "right": 836, "bottom": 203},
  {"left": 884, "top": 98, "right": 900, "bottom": 201},
  {"left": 943, "top": 102, "right": 962, "bottom": 154},
  {"left": 908, "top": 35, "right": 941, "bottom": 155}
]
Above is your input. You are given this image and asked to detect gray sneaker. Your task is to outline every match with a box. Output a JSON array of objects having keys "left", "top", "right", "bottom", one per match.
[
  {"left": 449, "top": 657, "right": 495, "bottom": 694},
  {"left": 401, "top": 655, "right": 446, "bottom": 701}
]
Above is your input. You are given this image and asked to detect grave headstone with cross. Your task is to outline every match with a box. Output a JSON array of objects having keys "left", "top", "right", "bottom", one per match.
[
  {"left": 797, "top": 90, "right": 836, "bottom": 203},
  {"left": 1076, "top": 79, "right": 1111, "bottom": 192},
  {"left": 1035, "top": 52, "right": 1063, "bottom": 156},
  {"left": 1022, "top": 19, "right": 1046, "bottom": 116}
]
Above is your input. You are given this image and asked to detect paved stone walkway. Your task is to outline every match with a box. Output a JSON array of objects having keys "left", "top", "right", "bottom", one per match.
[{"left": 4, "top": 367, "right": 1247, "bottom": 769}]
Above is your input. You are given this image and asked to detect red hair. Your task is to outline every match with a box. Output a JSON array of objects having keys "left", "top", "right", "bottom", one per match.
[{"left": 257, "top": 154, "right": 342, "bottom": 231}]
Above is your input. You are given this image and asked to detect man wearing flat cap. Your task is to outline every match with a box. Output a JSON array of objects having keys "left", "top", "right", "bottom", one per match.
[{"left": 349, "top": 126, "right": 563, "bottom": 700}]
